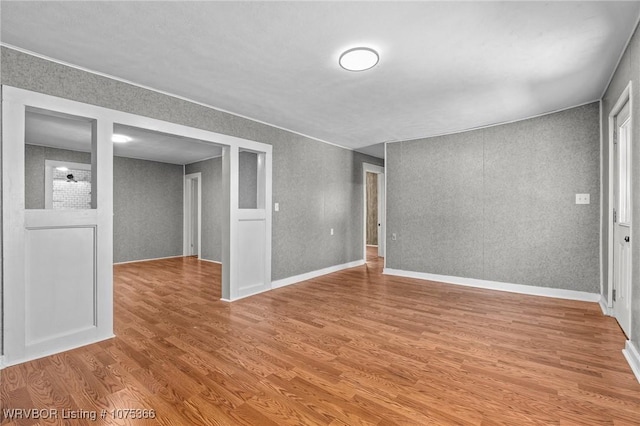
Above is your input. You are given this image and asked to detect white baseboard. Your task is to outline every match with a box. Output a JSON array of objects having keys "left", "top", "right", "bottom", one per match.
[
  {"left": 114, "top": 255, "right": 184, "bottom": 265},
  {"left": 622, "top": 340, "right": 640, "bottom": 384},
  {"left": 220, "top": 260, "right": 365, "bottom": 302},
  {"left": 1, "top": 334, "right": 115, "bottom": 369},
  {"left": 272, "top": 259, "right": 366, "bottom": 289},
  {"left": 383, "top": 268, "right": 600, "bottom": 303},
  {"left": 199, "top": 258, "right": 222, "bottom": 264},
  {"left": 599, "top": 294, "right": 612, "bottom": 316}
]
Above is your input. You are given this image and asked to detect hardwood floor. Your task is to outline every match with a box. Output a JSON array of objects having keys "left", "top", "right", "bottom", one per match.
[{"left": 2, "top": 248, "right": 639, "bottom": 425}]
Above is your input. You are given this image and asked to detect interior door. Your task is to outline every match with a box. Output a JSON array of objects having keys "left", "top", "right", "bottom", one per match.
[
  {"left": 2, "top": 90, "right": 113, "bottom": 366},
  {"left": 378, "top": 172, "right": 386, "bottom": 258},
  {"left": 613, "top": 100, "right": 632, "bottom": 337}
]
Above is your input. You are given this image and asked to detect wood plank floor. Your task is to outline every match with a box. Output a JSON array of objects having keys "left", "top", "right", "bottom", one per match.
[{"left": 2, "top": 248, "right": 639, "bottom": 425}]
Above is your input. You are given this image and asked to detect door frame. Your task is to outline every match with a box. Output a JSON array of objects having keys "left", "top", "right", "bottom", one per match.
[
  {"left": 362, "top": 163, "right": 385, "bottom": 261},
  {"left": 183, "top": 172, "right": 202, "bottom": 258},
  {"left": 607, "top": 81, "right": 633, "bottom": 330}
]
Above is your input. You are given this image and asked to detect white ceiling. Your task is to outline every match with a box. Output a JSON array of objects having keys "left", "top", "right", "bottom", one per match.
[
  {"left": 26, "top": 110, "right": 222, "bottom": 165},
  {"left": 4, "top": 2, "right": 640, "bottom": 159}
]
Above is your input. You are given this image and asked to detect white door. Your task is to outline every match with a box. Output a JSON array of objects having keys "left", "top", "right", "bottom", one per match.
[
  {"left": 2, "top": 89, "right": 113, "bottom": 366},
  {"left": 613, "top": 100, "right": 632, "bottom": 338}
]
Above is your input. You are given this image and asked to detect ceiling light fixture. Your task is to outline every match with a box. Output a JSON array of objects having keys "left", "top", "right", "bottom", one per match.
[
  {"left": 56, "top": 166, "right": 69, "bottom": 172},
  {"left": 112, "top": 134, "right": 132, "bottom": 143},
  {"left": 339, "top": 47, "right": 379, "bottom": 72}
]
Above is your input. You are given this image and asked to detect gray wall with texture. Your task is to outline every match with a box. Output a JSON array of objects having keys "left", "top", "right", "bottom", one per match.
[
  {"left": 113, "top": 157, "right": 183, "bottom": 263},
  {"left": 386, "top": 102, "right": 600, "bottom": 293},
  {"left": 601, "top": 24, "right": 640, "bottom": 347},
  {"left": 1, "top": 47, "right": 383, "bottom": 280}
]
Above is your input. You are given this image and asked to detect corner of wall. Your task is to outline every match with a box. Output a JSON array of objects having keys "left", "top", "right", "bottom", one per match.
[{"left": 622, "top": 340, "right": 640, "bottom": 383}]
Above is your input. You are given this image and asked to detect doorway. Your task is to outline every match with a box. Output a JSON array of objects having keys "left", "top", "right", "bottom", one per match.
[
  {"left": 363, "top": 163, "right": 385, "bottom": 262},
  {"left": 3, "top": 95, "right": 112, "bottom": 367},
  {"left": 184, "top": 173, "right": 202, "bottom": 258},
  {"left": 608, "top": 82, "right": 633, "bottom": 338},
  {"left": 366, "top": 172, "right": 379, "bottom": 248}
]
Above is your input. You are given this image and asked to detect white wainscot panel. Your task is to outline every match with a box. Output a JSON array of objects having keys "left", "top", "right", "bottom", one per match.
[
  {"left": 25, "top": 226, "right": 96, "bottom": 345},
  {"left": 236, "top": 218, "right": 266, "bottom": 297}
]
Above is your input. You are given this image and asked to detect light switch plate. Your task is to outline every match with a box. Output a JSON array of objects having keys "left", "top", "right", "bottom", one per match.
[
  {"left": 576, "top": 194, "right": 590, "bottom": 205},
  {"left": 274, "top": 202, "right": 279, "bottom": 211}
]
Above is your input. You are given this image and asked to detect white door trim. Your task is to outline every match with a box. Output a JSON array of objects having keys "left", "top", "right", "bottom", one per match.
[
  {"left": 377, "top": 170, "right": 386, "bottom": 258},
  {"left": 608, "top": 81, "right": 633, "bottom": 311},
  {"left": 183, "top": 172, "right": 202, "bottom": 258},
  {"left": 362, "top": 163, "right": 385, "bottom": 262}
]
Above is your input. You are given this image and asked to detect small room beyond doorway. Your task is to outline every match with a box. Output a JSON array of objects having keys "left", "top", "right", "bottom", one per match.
[{"left": 364, "top": 164, "right": 385, "bottom": 263}]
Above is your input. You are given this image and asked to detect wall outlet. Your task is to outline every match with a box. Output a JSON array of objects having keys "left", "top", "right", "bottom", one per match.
[
  {"left": 330, "top": 228, "right": 334, "bottom": 235},
  {"left": 392, "top": 233, "right": 397, "bottom": 241},
  {"left": 576, "top": 194, "right": 590, "bottom": 205},
  {"left": 274, "top": 202, "right": 279, "bottom": 211}
]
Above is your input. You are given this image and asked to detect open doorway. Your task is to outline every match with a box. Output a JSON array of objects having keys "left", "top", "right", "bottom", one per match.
[
  {"left": 366, "top": 172, "right": 379, "bottom": 251},
  {"left": 3, "top": 87, "right": 273, "bottom": 367},
  {"left": 363, "top": 163, "right": 385, "bottom": 264},
  {"left": 107, "top": 123, "right": 272, "bottom": 301},
  {"left": 110, "top": 123, "right": 222, "bottom": 266}
]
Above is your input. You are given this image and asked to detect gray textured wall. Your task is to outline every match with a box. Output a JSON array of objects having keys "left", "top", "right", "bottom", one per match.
[
  {"left": 602, "top": 24, "right": 640, "bottom": 346},
  {"left": 1, "top": 47, "right": 383, "bottom": 281},
  {"left": 387, "top": 103, "right": 600, "bottom": 293},
  {"left": 185, "top": 157, "right": 223, "bottom": 262},
  {"left": 25, "top": 145, "right": 92, "bottom": 209},
  {"left": 113, "top": 157, "right": 183, "bottom": 263}
]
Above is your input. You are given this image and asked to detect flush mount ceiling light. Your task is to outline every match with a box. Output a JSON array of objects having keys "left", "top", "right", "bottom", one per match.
[
  {"left": 339, "top": 47, "right": 379, "bottom": 71},
  {"left": 112, "top": 134, "right": 132, "bottom": 143},
  {"left": 56, "top": 166, "right": 69, "bottom": 172}
]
